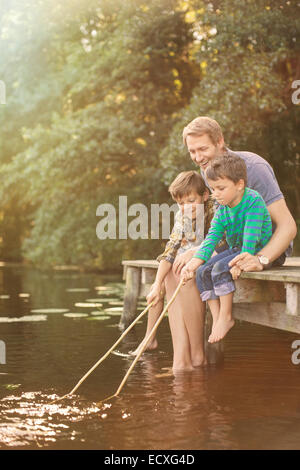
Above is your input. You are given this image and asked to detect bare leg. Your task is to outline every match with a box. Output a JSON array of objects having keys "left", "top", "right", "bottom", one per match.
[
  {"left": 165, "top": 275, "right": 194, "bottom": 371},
  {"left": 130, "top": 299, "right": 163, "bottom": 355},
  {"left": 177, "top": 278, "right": 206, "bottom": 367},
  {"left": 207, "top": 298, "right": 220, "bottom": 332},
  {"left": 165, "top": 270, "right": 206, "bottom": 371},
  {"left": 208, "top": 292, "right": 235, "bottom": 343}
]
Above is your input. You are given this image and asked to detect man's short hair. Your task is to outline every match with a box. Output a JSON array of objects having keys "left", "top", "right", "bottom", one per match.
[
  {"left": 168, "top": 171, "right": 207, "bottom": 201},
  {"left": 205, "top": 154, "right": 248, "bottom": 186},
  {"left": 183, "top": 116, "right": 224, "bottom": 147}
]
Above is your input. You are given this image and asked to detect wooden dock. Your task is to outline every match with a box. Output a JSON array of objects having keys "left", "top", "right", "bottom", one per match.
[{"left": 119, "top": 258, "right": 300, "bottom": 362}]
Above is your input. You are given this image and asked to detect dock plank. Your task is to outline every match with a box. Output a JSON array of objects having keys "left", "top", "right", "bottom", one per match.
[{"left": 122, "top": 258, "right": 300, "bottom": 283}]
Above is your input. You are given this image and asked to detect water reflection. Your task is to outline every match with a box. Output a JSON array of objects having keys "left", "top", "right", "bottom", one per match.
[
  {"left": 0, "top": 391, "right": 101, "bottom": 448},
  {"left": 1, "top": 265, "right": 300, "bottom": 449}
]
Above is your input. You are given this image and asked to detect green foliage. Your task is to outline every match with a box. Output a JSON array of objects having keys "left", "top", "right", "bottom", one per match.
[
  {"left": 0, "top": 0, "right": 195, "bottom": 267},
  {"left": 160, "top": 0, "right": 300, "bottom": 220},
  {"left": 0, "top": 0, "right": 299, "bottom": 267}
]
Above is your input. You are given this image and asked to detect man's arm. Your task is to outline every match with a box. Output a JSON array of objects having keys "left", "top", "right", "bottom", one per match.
[{"left": 229, "top": 199, "right": 297, "bottom": 271}]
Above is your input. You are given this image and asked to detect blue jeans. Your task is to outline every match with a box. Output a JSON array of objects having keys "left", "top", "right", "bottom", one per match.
[{"left": 196, "top": 247, "right": 241, "bottom": 301}]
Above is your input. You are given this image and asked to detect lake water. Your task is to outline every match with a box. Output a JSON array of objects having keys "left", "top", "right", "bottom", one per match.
[{"left": 0, "top": 264, "right": 300, "bottom": 450}]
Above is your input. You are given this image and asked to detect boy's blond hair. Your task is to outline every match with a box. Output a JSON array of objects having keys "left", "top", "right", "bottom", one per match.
[
  {"left": 168, "top": 170, "right": 207, "bottom": 201},
  {"left": 182, "top": 116, "right": 224, "bottom": 147}
]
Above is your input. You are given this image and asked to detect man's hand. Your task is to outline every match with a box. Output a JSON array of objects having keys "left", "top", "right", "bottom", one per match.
[
  {"left": 180, "top": 258, "right": 203, "bottom": 284},
  {"left": 173, "top": 249, "right": 195, "bottom": 275},
  {"left": 228, "top": 252, "right": 263, "bottom": 272},
  {"left": 146, "top": 282, "right": 163, "bottom": 306},
  {"left": 230, "top": 265, "right": 242, "bottom": 280}
]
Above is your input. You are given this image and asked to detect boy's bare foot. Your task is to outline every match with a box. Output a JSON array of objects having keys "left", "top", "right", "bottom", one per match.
[
  {"left": 208, "top": 317, "right": 235, "bottom": 343},
  {"left": 130, "top": 337, "right": 158, "bottom": 356}
]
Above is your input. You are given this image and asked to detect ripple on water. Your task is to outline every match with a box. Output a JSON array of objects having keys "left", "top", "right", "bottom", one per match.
[{"left": 0, "top": 391, "right": 102, "bottom": 448}]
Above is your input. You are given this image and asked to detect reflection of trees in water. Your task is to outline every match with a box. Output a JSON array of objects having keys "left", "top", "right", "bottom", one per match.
[
  {"left": 21, "top": 268, "right": 120, "bottom": 309},
  {"left": 2, "top": 266, "right": 300, "bottom": 449},
  {"left": 0, "top": 266, "right": 124, "bottom": 389}
]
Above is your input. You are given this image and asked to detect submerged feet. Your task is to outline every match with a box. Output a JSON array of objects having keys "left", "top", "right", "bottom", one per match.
[
  {"left": 130, "top": 337, "right": 158, "bottom": 356},
  {"left": 173, "top": 351, "right": 207, "bottom": 372},
  {"left": 192, "top": 355, "right": 207, "bottom": 367},
  {"left": 208, "top": 317, "right": 235, "bottom": 343}
]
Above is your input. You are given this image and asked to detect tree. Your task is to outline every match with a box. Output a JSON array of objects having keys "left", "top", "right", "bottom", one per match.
[
  {"left": 0, "top": 0, "right": 198, "bottom": 267},
  {"left": 160, "top": 0, "right": 300, "bottom": 223}
]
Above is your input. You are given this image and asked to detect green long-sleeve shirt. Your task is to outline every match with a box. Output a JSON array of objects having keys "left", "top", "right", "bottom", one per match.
[{"left": 194, "top": 188, "right": 272, "bottom": 262}]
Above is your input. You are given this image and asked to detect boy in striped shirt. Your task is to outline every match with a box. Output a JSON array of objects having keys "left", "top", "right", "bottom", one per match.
[{"left": 181, "top": 154, "right": 273, "bottom": 344}]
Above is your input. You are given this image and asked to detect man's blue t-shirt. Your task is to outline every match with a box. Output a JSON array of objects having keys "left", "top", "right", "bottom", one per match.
[{"left": 228, "top": 149, "right": 283, "bottom": 206}]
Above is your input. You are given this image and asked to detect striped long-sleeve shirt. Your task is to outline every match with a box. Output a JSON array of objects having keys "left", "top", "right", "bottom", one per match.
[{"left": 194, "top": 188, "right": 272, "bottom": 262}]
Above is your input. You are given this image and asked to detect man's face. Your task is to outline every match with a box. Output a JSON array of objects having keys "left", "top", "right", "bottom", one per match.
[{"left": 186, "top": 134, "right": 224, "bottom": 171}]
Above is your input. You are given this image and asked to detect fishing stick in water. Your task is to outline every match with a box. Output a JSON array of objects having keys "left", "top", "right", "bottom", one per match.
[
  {"left": 51, "top": 300, "right": 154, "bottom": 404},
  {"left": 98, "top": 279, "right": 185, "bottom": 404}
]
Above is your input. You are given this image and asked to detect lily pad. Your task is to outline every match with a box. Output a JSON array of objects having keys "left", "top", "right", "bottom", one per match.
[
  {"left": 104, "top": 307, "right": 123, "bottom": 312},
  {"left": 91, "top": 297, "right": 119, "bottom": 302},
  {"left": 94, "top": 286, "right": 119, "bottom": 294},
  {"left": 66, "top": 288, "right": 90, "bottom": 292},
  {"left": 0, "top": 315, "right": 47, "bottom": 323},
  {"left": 103, "top": 311, "right": 123, "bottom": 317},
  {"left": 87, "top": 316, "right": 111, "bottom": 321},
  {"left": 3, "top": 384, "right": 21, "bottom": 390},
  {"left": 74, "top": 302, "right": 103, "bottom": 308},
  {"left": 30, "top": 308, "right": 69, "bottom": 314},
  {"left": 63, "top": 313, "right": 89, "bottom": 318}
]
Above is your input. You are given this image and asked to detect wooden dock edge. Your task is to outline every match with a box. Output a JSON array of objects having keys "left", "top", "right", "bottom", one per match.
[{"left": 119, "top": 258, "right": 300, "bottom": 363}]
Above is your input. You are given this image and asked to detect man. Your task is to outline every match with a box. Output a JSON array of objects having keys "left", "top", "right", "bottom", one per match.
[{"left": 173, "top": 116, "right": 297, "bottom": 275}]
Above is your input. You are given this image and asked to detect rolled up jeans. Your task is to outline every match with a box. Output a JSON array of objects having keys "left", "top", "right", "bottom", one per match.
[{"left": 196, "top": 247, "right": 241, "bottom": 301}]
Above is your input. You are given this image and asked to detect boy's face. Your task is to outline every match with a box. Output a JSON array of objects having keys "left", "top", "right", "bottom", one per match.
[
  {"left": 207, "top": 177, "right": 244, "bottom": 208},
  {"left": 176, "top": 190, "right": 208, "bottom": 219},
  {"left": 186, "top": 134, "right": 224, "bottom": 171}
]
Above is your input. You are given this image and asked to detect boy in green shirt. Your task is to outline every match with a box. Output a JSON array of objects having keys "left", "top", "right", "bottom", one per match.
[
  {"left": 181, "top": 154, "right": 273, "bottom": 344},
  {"left": 132, "top": 171, "right": 214, "bottom": 371}
]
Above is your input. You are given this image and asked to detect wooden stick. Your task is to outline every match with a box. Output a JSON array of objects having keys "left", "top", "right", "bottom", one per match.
[
  {"left": 98, "top": 279, "right": 184, "bottom": 404},
  {"left": 50, "top": 301, "right": 154, "bottom": 403}
]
